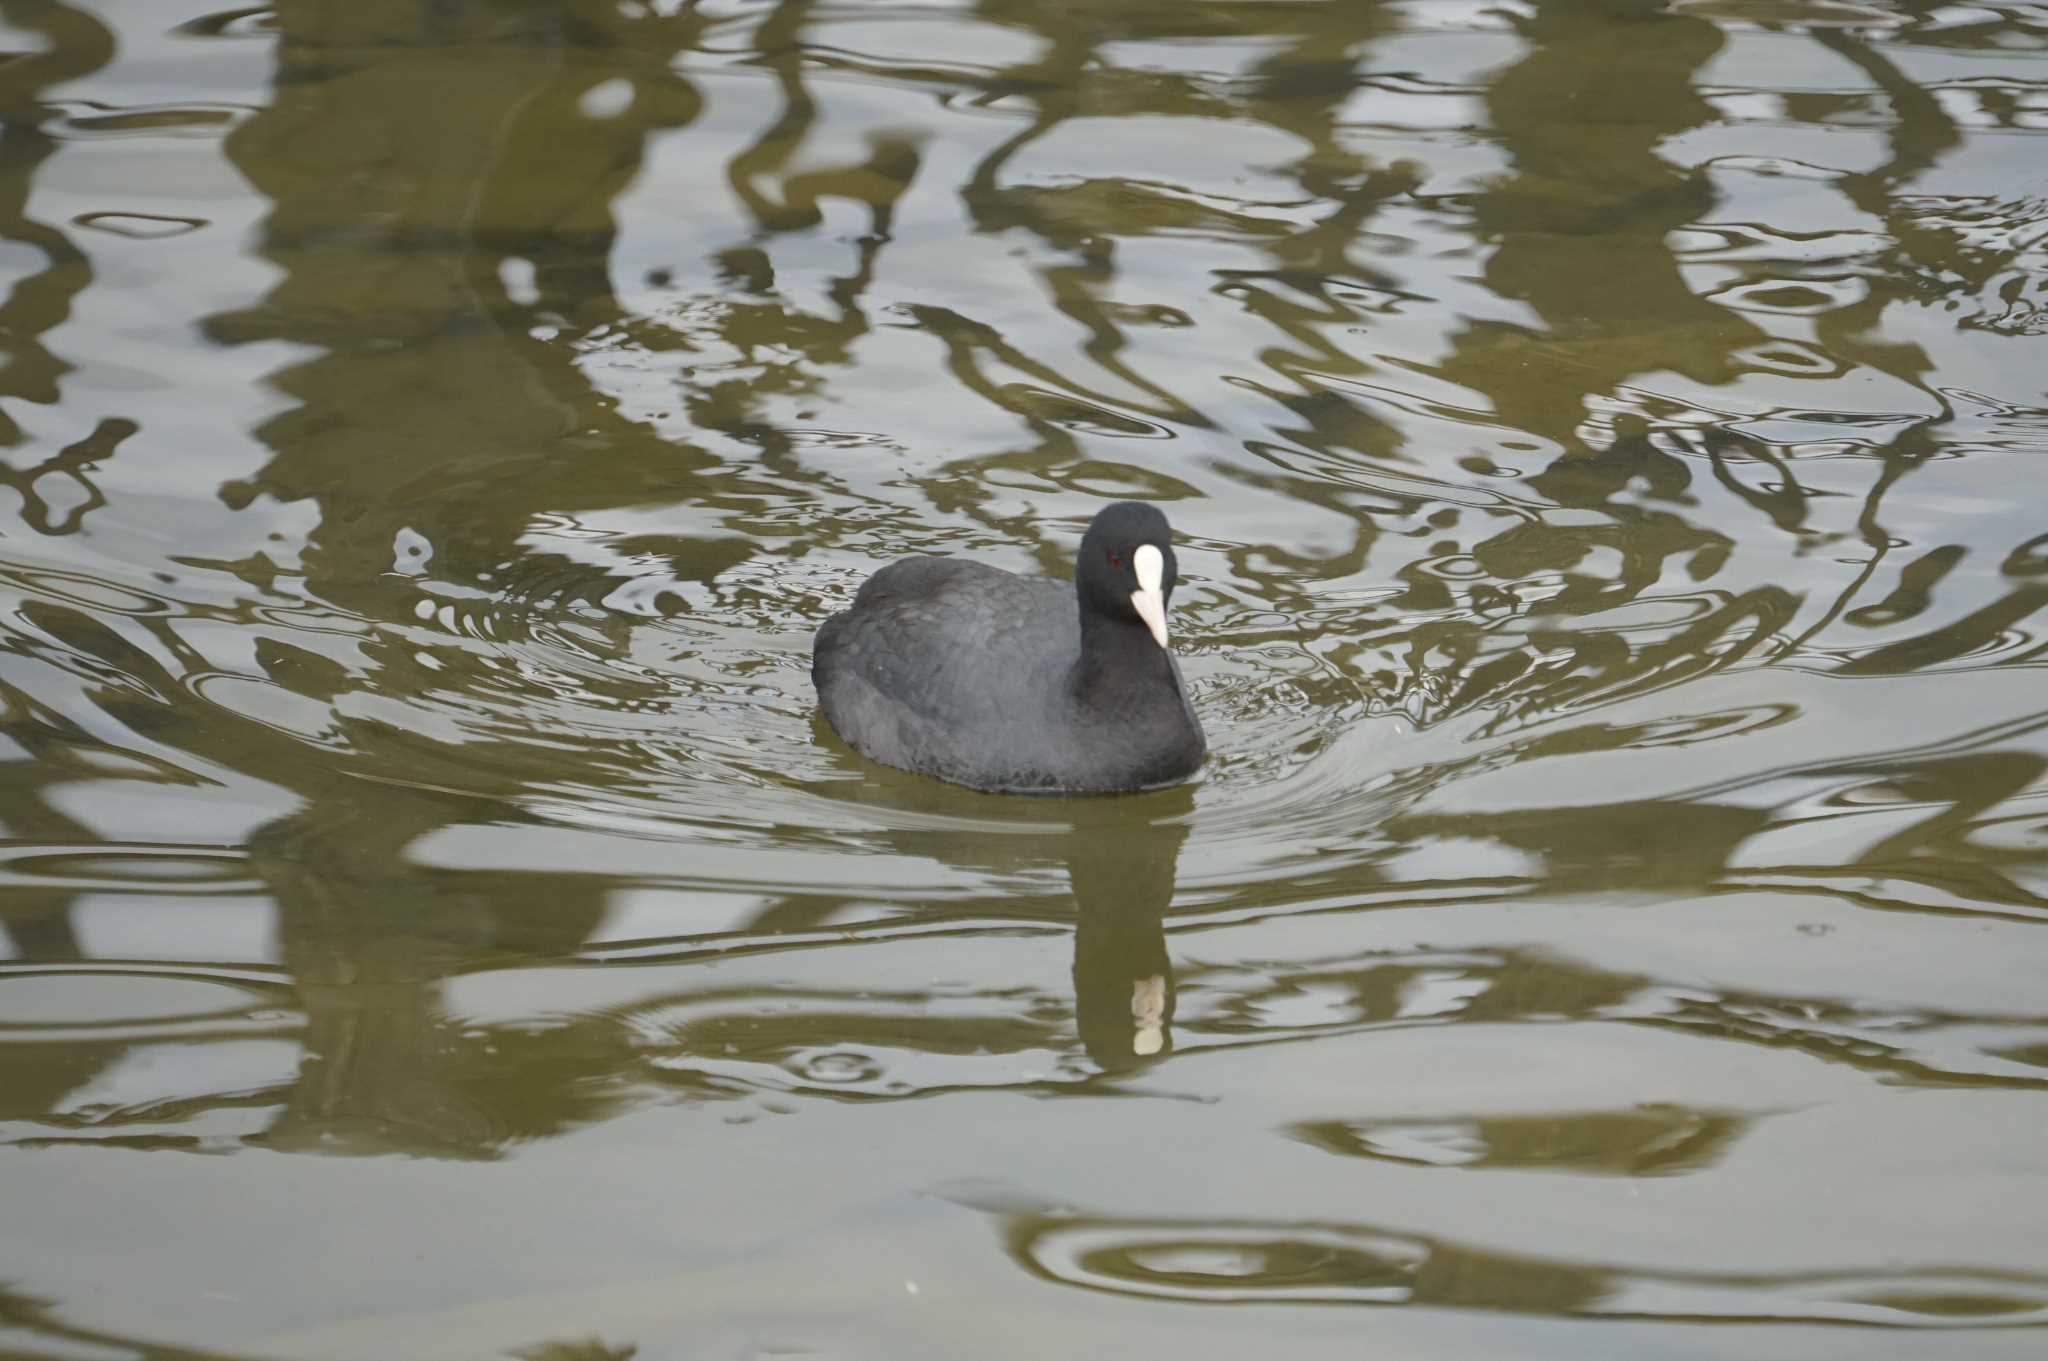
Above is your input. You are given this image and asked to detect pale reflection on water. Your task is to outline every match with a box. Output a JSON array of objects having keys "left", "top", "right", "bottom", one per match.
[{"left": 0, "top": 0, "right": 2046, "bottom": 1357}]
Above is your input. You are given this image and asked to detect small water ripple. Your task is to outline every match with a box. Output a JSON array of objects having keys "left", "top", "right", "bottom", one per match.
[{"left": 999, "top": 1210, "right": 2048, "bottom": 1325}]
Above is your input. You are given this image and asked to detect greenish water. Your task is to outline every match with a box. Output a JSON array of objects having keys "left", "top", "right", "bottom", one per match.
[{"left": 1, "top": 0, "right": 2046, "bottom": 1356}]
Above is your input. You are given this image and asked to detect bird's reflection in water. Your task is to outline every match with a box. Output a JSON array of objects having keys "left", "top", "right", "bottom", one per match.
[
  {"left": 1068, "top": 796, "right": 1187, "bottom": 1069},
  {"left": 810, "top": 735, "right": 1193, "bottom": 1072}
]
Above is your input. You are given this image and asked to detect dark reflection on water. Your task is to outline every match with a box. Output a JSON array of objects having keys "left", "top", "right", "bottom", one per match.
[
  {"left": 0, "top": 0, "right": 2045, "bottom": 1356},
  {"left": 1292, "top": 1104, "right": 1749, "bottom": 1175}
]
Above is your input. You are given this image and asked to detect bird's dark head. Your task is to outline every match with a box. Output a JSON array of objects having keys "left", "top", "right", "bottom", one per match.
[{"left": 1077, "top": 501, "right": 1179, "bottom": 647}]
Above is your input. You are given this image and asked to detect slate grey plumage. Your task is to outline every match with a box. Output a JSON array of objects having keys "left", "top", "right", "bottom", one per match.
[{"left": 813, "top": 502, "right": 1206, "bottom": 794}]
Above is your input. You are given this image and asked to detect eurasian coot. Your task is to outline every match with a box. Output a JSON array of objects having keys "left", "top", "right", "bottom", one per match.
[{"left": 813, "top": 501, "right": 1205, "bottom": 793}]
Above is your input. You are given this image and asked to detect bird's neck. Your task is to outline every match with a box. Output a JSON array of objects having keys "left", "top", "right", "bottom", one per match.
[{"left": 1071, "top": 607, "right": 1177, "bottom": 707}]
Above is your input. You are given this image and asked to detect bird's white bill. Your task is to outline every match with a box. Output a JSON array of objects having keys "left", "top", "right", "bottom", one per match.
[{"left": 1131, "top": 544, "right": 1168, "bottom": 647}]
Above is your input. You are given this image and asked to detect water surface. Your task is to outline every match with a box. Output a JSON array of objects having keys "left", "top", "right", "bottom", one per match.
[{"left": 1, "top": 1, "right": 2046, "bottom": 1357}]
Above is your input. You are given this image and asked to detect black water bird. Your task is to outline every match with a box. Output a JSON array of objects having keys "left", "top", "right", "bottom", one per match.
[{"left": 813, "top": 501, "right": 1206, "bottom": 794}]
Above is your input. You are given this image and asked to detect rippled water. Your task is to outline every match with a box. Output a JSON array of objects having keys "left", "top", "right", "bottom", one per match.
[{"left": 1, "top": 0, "right": 2045, "bottom": 1356}]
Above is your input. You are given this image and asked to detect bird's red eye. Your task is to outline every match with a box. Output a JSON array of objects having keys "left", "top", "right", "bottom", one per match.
[{"left": 1108, "top": 550, "right": 1125, "bottom": 569}]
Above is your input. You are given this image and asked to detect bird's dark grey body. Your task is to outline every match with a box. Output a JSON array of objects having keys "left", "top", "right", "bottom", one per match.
[{"left": 813, "top": 506, "right": 1206, "bottom": 794}]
